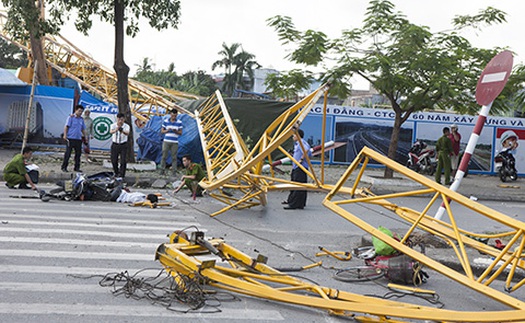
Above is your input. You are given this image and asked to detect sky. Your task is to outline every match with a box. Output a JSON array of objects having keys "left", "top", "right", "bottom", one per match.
[{"left": 4, "top": 0, "right": 525, "bottom": 90}]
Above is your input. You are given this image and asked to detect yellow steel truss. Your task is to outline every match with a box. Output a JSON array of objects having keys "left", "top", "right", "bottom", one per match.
[
  {"left": 195, "top": 84, "right": 332, "bottom": 216},
  {"left": 0, "top": 12, "right": 197, "bottom": 120},
  {"left": 184, "top": 83, "right": 525, "bottom": 319},
  {"left": 156, "top": 233, "right": 525, "bottom": 322},
  {"left": 323, "top": 146, "right": 525, "bottom": 307}
]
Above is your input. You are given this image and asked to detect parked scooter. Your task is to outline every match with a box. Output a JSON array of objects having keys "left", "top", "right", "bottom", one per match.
[
  {"left": 494, "top": 149, "right": 518, "bottom": 182},
  {"left": 406, "top": 140, "right": 436, "bottom": 175}
]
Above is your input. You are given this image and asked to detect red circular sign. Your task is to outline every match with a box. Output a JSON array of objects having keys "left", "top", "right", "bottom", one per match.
[{"left": 475, "top": 50, "right": 513, "bottom": 106}]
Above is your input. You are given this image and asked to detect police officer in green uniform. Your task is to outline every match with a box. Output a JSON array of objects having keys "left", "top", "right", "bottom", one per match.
[
  {"left": 435, "top": 127, "right": 453, "bottom": 185},
  {"left": 173, "top": 154, "right": 206, "bottom": 197},
  {"left": 3, "top": 146, "right": 38, "bottom": 190}
]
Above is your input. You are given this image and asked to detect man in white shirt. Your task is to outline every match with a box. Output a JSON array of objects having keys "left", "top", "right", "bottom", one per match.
[{"left": 109, "top": 113, "right": 130, "bottom": 178}]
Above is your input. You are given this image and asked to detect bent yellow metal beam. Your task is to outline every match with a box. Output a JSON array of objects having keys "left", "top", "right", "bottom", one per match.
[
  {"left": 0, "top": 13, "right": 194, "bottom": 119},
  {"left": 156, "top": 237, "right": 525, "bottom": 322},
  {"left": 323, "top": 146, "right": 525, "bottom": 308},
  {"left": 195, "top": 85, "right": 330, "bottom": 216}
]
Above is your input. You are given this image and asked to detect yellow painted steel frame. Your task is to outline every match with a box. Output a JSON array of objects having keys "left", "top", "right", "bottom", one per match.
[
  {"left": 324, "top": 146, "right": 525, "bottom": 310},
  {"left": 0, "top": 12, "right": 196, "bottom": 120},
  {"left": 195, "top": 85, "right": 332, "bottom": 216},
  {"left": 156, "top": 235, "right": 525, "bottom": 322}
]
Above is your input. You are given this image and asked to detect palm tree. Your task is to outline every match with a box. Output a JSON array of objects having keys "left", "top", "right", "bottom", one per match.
[
  {"left": 232, "top": 51, "right": 261, "bottom": 91},
  {"left": 135, "top": 57, "right": 153, "bottom": 74},
  {"left": 212, "top": 42, "right": 241, "bottom": 95},
  {"left": 212, "top": 42, "right": 260, "bottom": 96}
]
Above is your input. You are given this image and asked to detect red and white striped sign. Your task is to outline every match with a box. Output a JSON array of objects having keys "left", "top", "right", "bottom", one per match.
[{"left": 475, "top": 50, "right": 513, "bottom": 106}]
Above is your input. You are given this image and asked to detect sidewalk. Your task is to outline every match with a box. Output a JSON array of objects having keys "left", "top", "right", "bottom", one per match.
[{"left": 0, "top": 146, "right": 523, "bottom": 201}]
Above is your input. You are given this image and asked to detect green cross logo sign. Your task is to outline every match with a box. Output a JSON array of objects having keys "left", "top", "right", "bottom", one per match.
[{"left": 93, "top": 116, "right": 113, "bottom": 141}]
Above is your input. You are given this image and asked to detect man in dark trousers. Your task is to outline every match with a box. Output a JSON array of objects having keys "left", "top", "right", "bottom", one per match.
[
  {"left": 283, "top": 129, "right": 312, "bottom": 210},
  {"left": 61, "top": 105, "right": 86, "bottom": 172},
  {"left": 448, "top": 123, "right": 461, "bottom": 177},
  {"left": 109, "top": 113, "right": 130, "bottom": 178},
  {"left": 435, "top": 127, "right": 453, "bottom": 185}
]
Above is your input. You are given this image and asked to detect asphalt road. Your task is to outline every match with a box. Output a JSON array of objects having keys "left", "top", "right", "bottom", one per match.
[{"left": 2, "top": 184, "right": 525, "bottom": 322}]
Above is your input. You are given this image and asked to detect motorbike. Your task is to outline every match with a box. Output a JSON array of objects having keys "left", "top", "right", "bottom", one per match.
[
  {"left": 406, "top": 139, "right": 436, "bottom": 175},
  {"left": 40, "top": 172, "right": 122, "bottom": 202},
  {"left": 494, "top": 149, "right": 518, "bottom": 182}
]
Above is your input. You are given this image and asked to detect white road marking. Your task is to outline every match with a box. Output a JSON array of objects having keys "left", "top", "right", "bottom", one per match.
[
  {"left": 0, "top": 303, "right": 284, "bottom": 320},
  {"left": 0, "top": 265, "right": 147, "bottom": 275},
  {"left": 0, "top": 249, "right": 152, "bottom": 261},
  {"left": 0, "top": 236, "right": 159, "bottom": 248}
]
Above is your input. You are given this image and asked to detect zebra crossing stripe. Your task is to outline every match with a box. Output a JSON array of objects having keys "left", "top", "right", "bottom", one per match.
[{"left": 0, "top": 303, "right": 284, "bottom": 320}]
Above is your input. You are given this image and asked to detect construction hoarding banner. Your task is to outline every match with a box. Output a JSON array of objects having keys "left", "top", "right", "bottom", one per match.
[{"left": 304, "top": 105, "right": 525, "bottom": 175}]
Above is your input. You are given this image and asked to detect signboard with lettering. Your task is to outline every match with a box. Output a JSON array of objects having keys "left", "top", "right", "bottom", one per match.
[{"left": 302, "top": 105, "right": 525, "bottom": 174}]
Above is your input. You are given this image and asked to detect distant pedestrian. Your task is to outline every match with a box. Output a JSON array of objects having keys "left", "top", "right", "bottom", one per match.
[
  {"left": 83, "top": 109, "right": 94, "bottom": 163},
  {"left": 173, "top": 154, "right": 206, "bottom": 197},
  {"left": 160, "top": 109, "right": 183, "bottom": 176},
  {"left": 435, "top": 127, "right": 453, "bottom": 185},
  {"left": 110, "top": 113, "right": 130, "bottom": 178},
  {"left": 61, "top": 105, "right": 86, "bottom": 173},
  {"left": 3, "top": 146, "right": 38, "bottom": 190},
  {"left": 448, "top": 123, "right": 461, "bottom": 176},
  {"left": 283, "top": 129, "right": 312, "bottom": 210}
]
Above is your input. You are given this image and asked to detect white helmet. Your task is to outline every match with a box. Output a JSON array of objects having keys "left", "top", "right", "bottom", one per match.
[{"left": 500, "top": 130, "right": 518, "bottom": 145}]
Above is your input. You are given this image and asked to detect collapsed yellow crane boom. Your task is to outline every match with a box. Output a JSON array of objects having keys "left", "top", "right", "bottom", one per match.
[
  {"left": 156, "top": 231, "right": 525, "bottom": 322},
  {"left": 177, "top": 83, "right": 525, "bottom": 320},
  {"left": 0, "top": 12, "right": 197, "bottom": 120},
  {"left": 195, "top": 84, "right": 330, "bottom": 216}
]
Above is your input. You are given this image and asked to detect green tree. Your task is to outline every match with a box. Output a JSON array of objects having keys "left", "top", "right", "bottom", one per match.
[
  {"left": 135, "top": 57, "right": 154, "bottom": 74},
  {"left": 232, "top": 50, "right": 261, "bottom": 91},
  {"left": 0, "top": 38, "right": 28, "bottom": 69},
  {"left": 43, "top": 0, "right": 182, "bottom": 162},
  {"left": 134, "top": 62, "right": 179, "bottom": 89},
  {"left": 212, "top": 42, "right": 260, "bottom": 96},
  {"left": 1, "top": 0, "right": 57, "bottom": 85},
  {"left": 212, "top": 42, "right": 241, "bottom": 96},
  {"left": 264, "top": 69, "right": 313, "bottom": 101},
  {"left": 268, "top": 0, "right": 518, "bottom": 178},
  {"left": 176, "top": 70, "right": 217, "bottom": 97}
]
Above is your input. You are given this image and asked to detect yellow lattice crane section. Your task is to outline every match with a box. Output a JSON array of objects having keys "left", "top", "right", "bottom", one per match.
[
  {"left": 184, "top": 83, "right": 525, "bottom": 320},
  {"left": 195, "top": 84, "right": 330, "bottom": 216},
  {"left": 0, "top": 12, "right": 197, "bottom": 120}
]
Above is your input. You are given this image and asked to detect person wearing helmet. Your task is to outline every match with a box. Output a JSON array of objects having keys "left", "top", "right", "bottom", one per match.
[
  {"left": 500, "top": 130, "right": 519, "bottom": 153},
  {"left": 448, "top": 124, "right": 461, "bottom": 176}
]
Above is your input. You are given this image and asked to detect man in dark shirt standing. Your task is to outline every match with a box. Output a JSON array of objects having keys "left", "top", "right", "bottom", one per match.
[{"left": 61, "top": 105, "right": 86, "bottom": 172}]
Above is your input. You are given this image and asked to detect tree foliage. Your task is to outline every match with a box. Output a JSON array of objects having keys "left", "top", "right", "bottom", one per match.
[
  {"left": 212, "top": 42, "right": 260, "bottom": 96},
  {"left": 264, "top": 69, "right": 313, "bottom": 101},
  {"left": 134, "top": 58, "right": 216, "bottom": 97},
  {"left": 268, "top": 0, "right": 523, "bottom": 177},
  {"left": 45, "top": 0, "right": 181, "bottom": 37},
  {"left": 0, "top": 38, "right": 28, "bottom": 69},
  {"left": 1, "top": 0, "right": 53, "bottom": 84},
  {"left": 176, "top": 70, "right": 217, "bottom": 97},
  {"left": 44, "top": 0, "right": 181, "bottom": 163}
]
